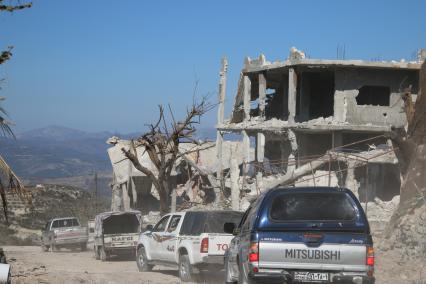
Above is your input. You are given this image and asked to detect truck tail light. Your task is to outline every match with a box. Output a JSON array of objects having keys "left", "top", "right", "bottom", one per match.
[
  {"left": 200, "top": 237, "right": 209, "bottom": 253},
  {"left": 248, "top": 242, "right": 259, "bottom": 262},
  {"left": 366, "top": 246, "right": 374, "bottom": 276}
]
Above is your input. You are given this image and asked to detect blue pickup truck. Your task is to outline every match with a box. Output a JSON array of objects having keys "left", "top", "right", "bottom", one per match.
[{"left": 224, "top": 187, "right": 375, "bottom": 284}]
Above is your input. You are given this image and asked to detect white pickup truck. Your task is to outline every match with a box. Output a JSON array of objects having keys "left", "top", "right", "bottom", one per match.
[
  {"left": 94, "top": 211, "right": 142, "bottom": 261},
  {"left": 136, "top": 210, "right": 243, "bottom": 282},
  {"left": 41, "top": 217, "right": 88, "bottom": 252}
]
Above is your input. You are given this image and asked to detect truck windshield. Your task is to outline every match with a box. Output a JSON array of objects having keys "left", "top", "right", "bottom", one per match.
[
  {"left": 269, "top": 192, "right": 357, "bottom": 222},
  {"left": 52, "top": 218, "right": 79, "bottom": 228}
]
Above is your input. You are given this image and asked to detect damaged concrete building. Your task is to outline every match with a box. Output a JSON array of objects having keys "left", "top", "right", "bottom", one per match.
[
  {"left": 216, "top": 47, "right": 425, "bottom": 212},
  {"left": 106, "top": 136, "right": 254, "bottom": 213}
]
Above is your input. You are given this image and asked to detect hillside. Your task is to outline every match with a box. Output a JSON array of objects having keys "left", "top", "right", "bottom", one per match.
[{"left": 0, "top": 184, "right": 109, "bottom": 245}]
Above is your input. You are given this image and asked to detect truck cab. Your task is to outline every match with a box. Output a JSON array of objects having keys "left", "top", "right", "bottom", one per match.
[{"left": 224, "top": 187, "right": 375, "bottom": 284}]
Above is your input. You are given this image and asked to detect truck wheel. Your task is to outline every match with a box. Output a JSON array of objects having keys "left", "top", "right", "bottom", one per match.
[
  {"left": 50, "top": 243, "right": 57, "bottom": 252},
  {"left": 94, "top": 246, "right": 100, "bottom": 260},
  {"left": 100, "top": 247, "right": 108, "bottom": 261},
  {"left": 136, "top": 247, "right": 153, "bottom": 272},
  {"left": 80, "top": 243, "right": 87, "bottom": 251},
  {"left": 224, "top": 258, "right": 237, "bottom": 284},
  {"left": 41, "top": 244, "right": 49, "bottom": 252},
  {"left": 238, "top": 262, "right": 255, "bottom": 284},
  {"left": 178, "top": 254, "right": 193, "bottom": 282}
]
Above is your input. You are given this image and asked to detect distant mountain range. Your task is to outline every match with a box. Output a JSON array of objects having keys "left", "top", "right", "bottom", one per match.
[{"left": 0, "top": 125, "right": 217, "bottom": 195}]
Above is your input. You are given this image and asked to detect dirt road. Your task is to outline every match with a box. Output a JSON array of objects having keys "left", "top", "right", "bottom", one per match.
[
  {"left": 4, "top": 246, "right": 224, "bottom": 284},
  {"left": 4, "top": 245, "right": 422, "bottom": 284}
]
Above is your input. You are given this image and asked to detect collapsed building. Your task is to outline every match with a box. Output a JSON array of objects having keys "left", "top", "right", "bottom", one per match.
[
  {"left": 215, "top": 47, "right": 425, "bottom": 234},
  {"left": 106, "top": 136, "right": 254, "bottom": 213}
]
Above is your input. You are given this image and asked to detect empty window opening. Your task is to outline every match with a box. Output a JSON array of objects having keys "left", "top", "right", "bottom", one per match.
[
  {"left": 355, "top": 164, "right": 400, "bottom": 202},
  {"left": 356, "top": 86, "right": 390, "bottom": 106},
  {"left": 265, "top": 88, "right": 285, "bottom": 119},
  {"left": 297, "top": 71, "right": 335, "bottom": 121}
]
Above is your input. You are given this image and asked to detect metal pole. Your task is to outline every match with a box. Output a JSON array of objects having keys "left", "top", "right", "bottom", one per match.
[{"left": 365, "top": 162, "right": 369, "bottom": 216}]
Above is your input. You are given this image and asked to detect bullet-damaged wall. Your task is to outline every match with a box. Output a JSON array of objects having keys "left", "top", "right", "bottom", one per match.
[{"left": 334, "top": 68, "right": 419, "bottom": 127}]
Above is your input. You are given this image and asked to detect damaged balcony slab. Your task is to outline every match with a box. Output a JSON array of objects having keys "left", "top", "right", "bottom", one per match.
[{"left": 217, "top": 119, "right": 392, "bottom": 133}]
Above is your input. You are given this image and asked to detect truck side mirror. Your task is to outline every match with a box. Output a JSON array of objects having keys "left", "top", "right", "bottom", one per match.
[
  {"left": 232, "top": 228, "right": 240, "bottom": 236},
  {"left": 145, "top": 224, "right": 153, "bottom": 231},
  {"left": 224, "top": 222, "right": 236, "bottom": 234}
]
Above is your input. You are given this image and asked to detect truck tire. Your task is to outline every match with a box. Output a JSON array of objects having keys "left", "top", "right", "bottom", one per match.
[
  {"left": 178, "top": 254, "right": 193, "bottom": 282},
  {"left": 100, "top": 246, "right": 108, "bottom": 261},
  {"left": 80, "top": 243, "right": 87, "bottom": 251},
  {"left": 136, "top": 247, "right": 153, "bottom": 272},
  {"left": 50, "top": 243, "right": 57, "bottom": 252},
  {"left": 224, "top": 258, "right": 237, "bottom": 284},
  {"left": 41, "top": 244, "right": 49, "bottom": 252},
  {"left": 94, "top": 246, "right": 100, "bottom": 260},
  {"left": 238, "top": 262, "right": 256, "bottom": 284}
]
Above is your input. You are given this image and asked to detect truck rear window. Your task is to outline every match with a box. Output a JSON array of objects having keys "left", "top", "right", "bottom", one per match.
[
  {"left": 269, "top": 192, "right": 356, "bottom": 222},
  {"left": 180, "top": 211, "right": 243, "bottom": 235},
  {"left": 52, "top": 218, "right": 79, "bottom": 228},
  {"left": 103, "top": 214, "right": 140, "bottom": 234}
]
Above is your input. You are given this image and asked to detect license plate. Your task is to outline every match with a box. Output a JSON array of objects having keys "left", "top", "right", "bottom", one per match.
[{"left": 293, "top": 271, "right": 329, "bottom": 282}]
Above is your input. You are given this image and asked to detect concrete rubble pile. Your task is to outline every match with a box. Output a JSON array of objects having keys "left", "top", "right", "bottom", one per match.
[{"left": 381, "top": 199, "right": 426, "bottom": 260}]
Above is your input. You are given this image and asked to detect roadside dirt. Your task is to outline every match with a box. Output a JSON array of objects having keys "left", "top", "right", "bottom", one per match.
[{"left": 3, "top": 246, "right": 224, "bottom": 284}]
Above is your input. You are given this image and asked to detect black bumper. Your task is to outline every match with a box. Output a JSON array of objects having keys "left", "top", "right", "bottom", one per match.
[
  {"left": 249, "top": 272, "right": 375, "bottom": 284},
  {"left": 201, "top": 255, "right": 225, "bottom": 265}
]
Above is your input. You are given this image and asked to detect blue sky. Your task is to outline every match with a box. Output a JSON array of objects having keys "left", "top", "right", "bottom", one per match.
[{"left": 1, "top": 0, "right": 425, "bottom": 133}]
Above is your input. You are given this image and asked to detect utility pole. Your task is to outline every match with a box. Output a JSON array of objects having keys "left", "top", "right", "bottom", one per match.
[{"left": 94, "top": 172, "right": 98, "bottom": 214}]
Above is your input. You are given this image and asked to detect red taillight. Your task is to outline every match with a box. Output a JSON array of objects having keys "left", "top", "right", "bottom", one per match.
[
  {"left": 200, "top": 237, "right": 209, "bottom": 253},
  {"left": 248, "top": 242, "right": 259, "bottom": 262},
  {"left": 366, "top": 246, "right": 375, "bottom": 273}
]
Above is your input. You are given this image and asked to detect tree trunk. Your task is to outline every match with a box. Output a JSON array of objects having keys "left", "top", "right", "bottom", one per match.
[
  {"left": 157, "top": 180, "right": 170, "bottom": 215},
  {"left": 398, "top": 60, "right": 426, "bottom": 203}
]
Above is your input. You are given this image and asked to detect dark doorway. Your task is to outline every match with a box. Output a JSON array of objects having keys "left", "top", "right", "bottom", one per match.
[{"left": 298, "top": 71, "right": 335, "bottom": 121}]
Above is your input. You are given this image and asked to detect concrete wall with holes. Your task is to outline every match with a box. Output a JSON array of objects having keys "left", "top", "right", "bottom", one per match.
[{"left": 334, "top": 68, "right": 418, "bottom": 127}]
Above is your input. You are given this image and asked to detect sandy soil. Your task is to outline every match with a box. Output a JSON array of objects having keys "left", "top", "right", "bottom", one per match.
[{"left": 3, "top": 246, "right": 224, "bottom": 284}]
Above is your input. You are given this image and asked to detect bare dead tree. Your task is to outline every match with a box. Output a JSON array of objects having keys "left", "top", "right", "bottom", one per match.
[{"left": 122, "top": 96, "right": 214, "bottom": 214}]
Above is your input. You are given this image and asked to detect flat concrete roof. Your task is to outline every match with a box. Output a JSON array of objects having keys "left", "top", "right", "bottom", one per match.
[{"left": 244, "top": 58, "right": 421, "bottom": 73}]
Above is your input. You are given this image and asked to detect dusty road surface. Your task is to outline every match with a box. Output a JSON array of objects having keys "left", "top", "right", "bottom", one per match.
[{"left": 4, "top": 246, "right": 224, "bottom": 284}]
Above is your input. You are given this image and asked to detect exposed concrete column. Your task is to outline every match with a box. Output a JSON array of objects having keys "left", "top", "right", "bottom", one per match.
[
  {"left": 345, "top": 160, "right": 359, "bottom": 198},
  {"left": 332, "top": 131, "right": 343, "bottom": 149},
  {"left": 256, "top": 132, "right": 265, "bottom": 163},
  {"left": 242, "top": 130, "right": 250, "bottom": 176},
  {"left": 256, "top": 132, "right": 265, "bottom": 193},
  {"left": 216, "top": 131, "right": 224, "bottom": 190},
  {"left": 216, "top": 57, "right": 228, "bottom": 192},
  {"left": 111, "top": 183, "right": 122, "bottom": 211},
  {"left": 230, "top": 150, "right": 240, "bottom": 210},
  {"left": 122, "top": 182, "right": 131, "bottom": 211},
  {"left": 243, "top": 75, "right": 251, "bottom": 121},
  {"left": 258, "top": 73, "right": 266, "bottom": 119},
  {"left": 288, "top": 68, "right": 297, "bottom": 123},
  {"left": 287, "top": 129, "right": 298, "bottom": 172},
  {"left": 217, "top": 57, "right": 228, "bottom": 125}
]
